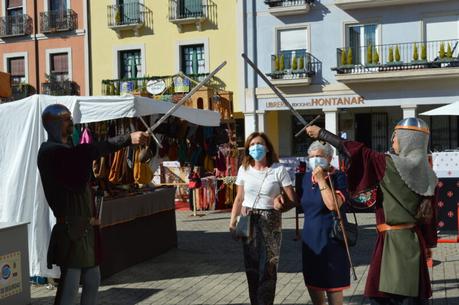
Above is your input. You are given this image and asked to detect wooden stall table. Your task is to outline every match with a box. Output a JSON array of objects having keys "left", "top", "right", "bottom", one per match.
[{"left": 99, "top": 187, "right": 177, "bottom": 278}]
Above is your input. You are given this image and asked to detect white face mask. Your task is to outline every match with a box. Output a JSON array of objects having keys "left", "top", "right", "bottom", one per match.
[{"left": 308, "top": 157, "right": 330, "bottom": 171}]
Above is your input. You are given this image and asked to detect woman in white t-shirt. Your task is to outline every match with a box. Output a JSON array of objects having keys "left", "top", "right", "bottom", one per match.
[{"left": 229, "top": 132, "right": 296, "bottom": 305}]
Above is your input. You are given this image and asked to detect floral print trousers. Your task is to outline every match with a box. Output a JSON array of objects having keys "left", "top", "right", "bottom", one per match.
[{"left": 242, "top": 209, "right": 282, "bottom": 305}]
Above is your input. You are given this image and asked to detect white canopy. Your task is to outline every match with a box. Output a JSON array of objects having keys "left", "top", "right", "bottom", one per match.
[
  {"left": 0, "top": 94, "right": 220, "bottom": 277},
  {"left": 419, "top": 101, "right": 459, "bottom": 116}
]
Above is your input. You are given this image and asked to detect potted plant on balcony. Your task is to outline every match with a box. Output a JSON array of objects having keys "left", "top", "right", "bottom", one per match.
[
  {"left": 410, "top": 43, "right": 427, "bottom": 68},
  {"left": 291, "top": 55, "right": 298, "bottom": 77},
  {"left": 115, "top": 7, "right": 122, "bottom": 25}
]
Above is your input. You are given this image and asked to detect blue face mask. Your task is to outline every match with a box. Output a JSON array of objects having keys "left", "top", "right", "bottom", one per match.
[
  {"left": 308, "top": 157, "right": 329, "bottom": 171},
  {"left": 249, "top": 144, "right": 267, "bottom": 161}
]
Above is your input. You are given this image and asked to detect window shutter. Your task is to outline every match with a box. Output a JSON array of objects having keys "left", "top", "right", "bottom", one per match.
[
  {"left": 8, "top": 57, "right": 25, "bottom": 76},
  {"left": 51, "top": 53, "right": 69, "bottom": 73},
  {"left": 7, "top": 0, "right": 23, "bottom": 8}
]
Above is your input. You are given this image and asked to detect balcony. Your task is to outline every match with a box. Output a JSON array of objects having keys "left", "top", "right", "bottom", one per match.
[
  {"left": 169, "top": 0, "right": 213, "bottom": 32},
  {"left": 0, "top": 14, "right": 33, "bottom": 38},
  {"left": 42, "top": 80, "right": 79, "bottom": 96},
  {"left": 107, "top": 2, "right": 146, "bottom": 37},
  {"left": 40, "top": 9, "right": 77, "bottom": 33},
  {"left": 332, "top": 39, "right": 459, "bottom": 84},
  {"left": 335, "top": 0, "right": 447, "bottom": 10},
  {"left": 268, "top": 50, "right": 319, "bottom": 87},
  {"left": 265, "top": 0, "right": 314, "bottom": 17}
]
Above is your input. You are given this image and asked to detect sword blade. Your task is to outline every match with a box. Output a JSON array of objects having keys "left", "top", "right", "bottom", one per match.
[{"left": 149, "top": 61, "right": 227, "bottom": 132}]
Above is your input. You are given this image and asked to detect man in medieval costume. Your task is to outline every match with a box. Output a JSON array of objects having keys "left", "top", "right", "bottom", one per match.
[
  {"left": 306, "top": 117, "right": 438, "bottom": 305},
  {"left": 37, "top": 104, "right": 149, "bottom": 305}
]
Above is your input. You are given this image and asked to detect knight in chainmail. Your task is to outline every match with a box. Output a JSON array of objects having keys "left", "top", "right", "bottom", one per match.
[{"left": 306, "top": 117, "right": 438, "bottom": 305}]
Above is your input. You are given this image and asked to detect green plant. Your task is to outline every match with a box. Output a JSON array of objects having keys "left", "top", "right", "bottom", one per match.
[
  {"left": 341, "top": 48, "right": 347, "bottom": 66},
  {"left": 373, "top": 49, "right": 380, "bottom": 64},
  {"left": 395, "top": 45, "right": 401, "bottom": 62},
  {"left": 439, "top": 42, "right": 445, "bottom": 59},
  {"left": 447, "top": 42, "right": 453, "bottom": 58},
  {"left": 273, "top": 55, "right": 279, "bottom": 71},
  {"left": 347, "top": 48, "right": 353, "bottom": 65},
  {"left": 279, "top": 54, "right": 285, "bottom": 71},
  {"left": 299, "top": 56, "right": 304, "bottom": 70},
  {"left": 413, "top": 43, "right": 418, "bottom": 61},
  {"left": 388, "top": 47, "right": 394, "bottom": 62},
  {"left": 421, "top": 44, "right": 427, "bottom": 61},
  {"left": 367, "top": 43, "right": 373, "bottom": 64},
  {"left": 141, "top": 79, "right": 147, "bottom": 95},
  {"left": 292, "top": 55, "right": 297, "bottom": 70},
  {"left": 115, "top": 8, "right": 121, "bottom": 25}
]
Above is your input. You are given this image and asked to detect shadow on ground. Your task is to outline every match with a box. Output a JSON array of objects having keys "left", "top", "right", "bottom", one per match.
[{"left": 31, "top": 287, "right": 161, "bottom": 305}]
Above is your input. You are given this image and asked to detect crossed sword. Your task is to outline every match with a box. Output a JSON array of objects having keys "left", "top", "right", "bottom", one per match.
[
  {"left": 242, "top": 53, "right": 357, "bottom": 281},
  {"left": 138, "top": 61, "right": 227, "bottom": 148}
]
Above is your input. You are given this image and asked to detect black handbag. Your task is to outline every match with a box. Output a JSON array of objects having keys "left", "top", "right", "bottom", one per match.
[
  {"left": 234, "top": 171, "right": 268, "bottom": 240},
  {"left": 330, "top": 210, "right": 358, "bottom": 247},
  {"left": 235, "top": 214, "right": 252, "bottom": 239}
]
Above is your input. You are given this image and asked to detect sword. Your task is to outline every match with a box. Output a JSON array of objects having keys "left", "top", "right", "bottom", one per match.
[
  {"left": 241, "top": 53, "right": 319, "bottom": 137},
  {"left": 148, "top": 61, "right": 227, "bottom": 133}
]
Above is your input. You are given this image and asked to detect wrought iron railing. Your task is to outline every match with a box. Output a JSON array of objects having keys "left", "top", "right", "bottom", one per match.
[
  {"left": 0, "top": 14, "right": 33, "bottom": 38},
  {"left": 107, "top": 2, "right": 146, "bottom": 27},
  {"left": 264, "top": 0, "right": 315, "bottom": 7},
  {"left": 334, "top": 39, "right": 459, "bottom": 74},
  {"left": 40, "top": 9, "right": 77, "bottom": 33},
  {"left": 269, "top": 50, "right": 319, "bottom": 79},
  {"left": 169, "top": 0, "right": 210, "bottom": 20},
  {"left": 42, "top": 80, "right": 79, "bottom": 96},
  {"left": 101, "top": 74, "right": 210, "bottom": 96}
]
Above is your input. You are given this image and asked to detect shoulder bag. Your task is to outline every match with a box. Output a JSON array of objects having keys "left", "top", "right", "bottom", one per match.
[{"left": 235, "top": 171, "right": 268, "bottom": 240}]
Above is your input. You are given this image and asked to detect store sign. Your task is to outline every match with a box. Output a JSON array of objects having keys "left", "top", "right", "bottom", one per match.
[
  {"left": 147, "top": 79, "right": 166, "bottom": 95},
  {"left": 173, "top": 77, "right": 190, "bottom": 93},
  {"left": 120, "top": 81, "right": 134, "bottom": 95},
  {"left": 0, "top": 251, "right": 22, "bottom": 300},
  {"left": 262, "top": 95, "right": 365, "bottom": 110}
]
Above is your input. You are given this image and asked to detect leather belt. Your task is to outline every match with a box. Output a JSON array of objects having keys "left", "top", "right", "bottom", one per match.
[{"left": 377, "top": 223, "right": 416, "bottom": 232}]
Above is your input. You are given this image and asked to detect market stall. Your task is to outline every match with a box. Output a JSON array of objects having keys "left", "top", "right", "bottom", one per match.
[
  {"left": 0, "top": 94, "right": 220, "bottom": 279},
  {"left": 420, "top": 102, "right": 459, "bottom": 242}
]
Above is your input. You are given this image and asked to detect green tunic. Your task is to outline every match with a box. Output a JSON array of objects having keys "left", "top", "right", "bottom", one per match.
[{"left": 379, "top": 157, "right": 420, "bottom": 296}]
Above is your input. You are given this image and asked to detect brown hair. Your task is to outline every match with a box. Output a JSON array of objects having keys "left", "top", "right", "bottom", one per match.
[{"left": 242, "top": 132, "right": 279, "bottom": 169}]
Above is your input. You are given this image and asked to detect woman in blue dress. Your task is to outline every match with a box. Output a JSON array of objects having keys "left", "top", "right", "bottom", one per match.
[{"left": 299, "top": 141, "right": 350, "bottom": 305}]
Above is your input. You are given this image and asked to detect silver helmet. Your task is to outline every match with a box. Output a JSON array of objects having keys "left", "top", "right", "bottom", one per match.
[
  {"left": 394, "top": 117, "right": 430, "bottom": 135},
  {"left": 42, "top": 104, "right": 72, "bottom": 143}
]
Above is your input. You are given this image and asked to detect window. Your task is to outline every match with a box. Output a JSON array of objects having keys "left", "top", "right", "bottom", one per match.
[
  {"left": 50, "top": 53, "right": 69, "bottom": 81},
  {"left": 424, "top": 15, "right": 459, "bottom": 61},
  {"left": 277, "top": 27, "right": 308, "bottom": 69},
  {"left": 177, "top": 0, "right": 203, "bottom": 19},
  {"left": 119, "top": 49, "right": 141, "bottom": 79},
  {"left": 7, "top": 56, "right": 25, "bottom": 85},
  {"left": 49, "top": 0, "right": 66, "bottom": 11},
  {"left": 292, "top": 114, "right": 325, "bottom": 156},
  {"left": 346, "top": 24, "right": 378, "bottom": 65},
  {"left": 181, "top": 44, "right": 205, "bottom": 75},
  {"left": 430, "top": 116, "right": 458, "bottom": 151},
  {"left": 6, "top": 0, "right": 23, "bottom": 15}
]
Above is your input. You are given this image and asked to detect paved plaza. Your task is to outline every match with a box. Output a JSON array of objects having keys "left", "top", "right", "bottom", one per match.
[{"left": 31, "top": 209, "right": 459, "bottom": 305}]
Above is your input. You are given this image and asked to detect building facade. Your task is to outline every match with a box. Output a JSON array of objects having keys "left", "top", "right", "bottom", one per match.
[
  {"left": 0, "top": 0, "right": 89, "bottom": 100},
  {"left": 90, "top": 0, "right": 241, "bottom": 119},
  {"left": 240, "top": 0, "right": 459, "bottom": 156}
]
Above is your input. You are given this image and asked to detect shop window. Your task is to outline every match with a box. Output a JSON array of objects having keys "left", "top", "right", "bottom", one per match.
[
  {"left": 346, "top": 23, "right": 378, "bottom": 66},
  {"left": 50, "top": 52, "right": 69, "bottom": 81},
  {"left": 430, "top": 116, "right": 458, "bottom": 151},
  {"left": 180, "top": 44, "right": 205, "bottom": 75},
  {"left": 119, "top": 49, "right": 141, "bottom": 79},
  {"left": 292, "top": 114, "right": 325, "bottom": 156},
  {"left": 235, "top": 118, "right": 245, "bottom": 148},
  {"left": 7, "top": 56, "right": 25, "bottom": 85}
]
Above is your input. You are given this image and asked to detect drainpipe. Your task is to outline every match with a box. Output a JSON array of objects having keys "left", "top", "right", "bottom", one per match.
[
  {"left": 84, "top": 0, "right": 92, "bottom": 95},
  {"left": 33, "top": 0, "right": 39, "bottom": 93},
  {"left": 251, "top": 0, "right": 258, "bottom": 131}
]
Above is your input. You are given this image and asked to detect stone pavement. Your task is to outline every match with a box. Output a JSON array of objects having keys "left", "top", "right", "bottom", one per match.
[{"left": 31, "top": 209, "right": 459, "bottom": 305}]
